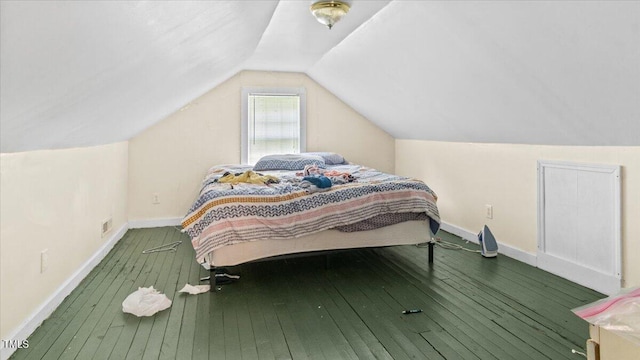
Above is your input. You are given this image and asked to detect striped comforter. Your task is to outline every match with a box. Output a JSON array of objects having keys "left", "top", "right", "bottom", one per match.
[{"left": 182, "top": 164, "right": 440, "bottom": 262}]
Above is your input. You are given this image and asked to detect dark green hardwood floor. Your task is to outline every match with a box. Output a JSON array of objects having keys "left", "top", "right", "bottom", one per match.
[{"left": 10, "top": 227, "right": 602, "bottom": 359}]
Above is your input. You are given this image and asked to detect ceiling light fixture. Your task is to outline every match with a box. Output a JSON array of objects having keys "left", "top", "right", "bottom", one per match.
[{"left": 310, "top": 1, "right": 350, "bottom": 30}]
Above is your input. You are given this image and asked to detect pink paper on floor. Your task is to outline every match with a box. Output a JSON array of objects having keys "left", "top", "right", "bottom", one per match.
[{"left": 572, "top": 287, "right": 640, "bottom": 346}]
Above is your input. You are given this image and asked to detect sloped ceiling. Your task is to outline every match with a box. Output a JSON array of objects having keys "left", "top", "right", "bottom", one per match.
[{"left": 1, "top": 1, "right": 639, "bottom": 153}]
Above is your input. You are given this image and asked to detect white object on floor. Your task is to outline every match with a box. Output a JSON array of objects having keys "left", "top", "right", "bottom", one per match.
[
  {"left": 122, "top": 286, "right": 172, "bottom": 317},
  {"left": 179, "top": 283, "right": 211, "bottom": 294}
]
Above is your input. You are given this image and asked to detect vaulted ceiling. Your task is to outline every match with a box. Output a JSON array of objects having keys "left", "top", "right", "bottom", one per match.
[{"left": 1, "top": 1, "right": 639, "bottom": 153}]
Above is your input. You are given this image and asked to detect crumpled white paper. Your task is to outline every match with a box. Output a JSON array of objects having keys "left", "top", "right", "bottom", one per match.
[
  {"left": 179, "top": 283, "right": 210, "bottom": 294},
  {"left": 122, "top": 286, "right": 172, "bottom": 317}
]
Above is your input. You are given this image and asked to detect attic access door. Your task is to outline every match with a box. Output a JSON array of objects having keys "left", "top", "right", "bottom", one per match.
[{"left": 537, "top": 161, "right": 621, "bottom": 295}]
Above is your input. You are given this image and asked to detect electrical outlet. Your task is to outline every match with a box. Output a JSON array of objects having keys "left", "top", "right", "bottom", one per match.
[
  {"left": 41, "top": 249, "right": 49, "bottom": 273},
  {"left": 485, "top": 204, "right": 493, "bottom": 219},
  {"left": 152, "top": 193, "right": 160, "bottom": 204},
  {"left": 101, "top": 217, "right": 113, "bottom": 237}
]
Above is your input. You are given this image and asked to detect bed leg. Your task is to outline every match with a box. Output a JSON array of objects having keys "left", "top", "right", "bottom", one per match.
[
  {"left": 428, "top": 241, "right": 434, "bottom": 264},
  {"left": 209, "top": 267, "right": 216, "bottom": 292}
]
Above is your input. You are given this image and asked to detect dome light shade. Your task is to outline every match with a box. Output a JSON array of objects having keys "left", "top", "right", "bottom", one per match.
[{"left": 310, "top": 1, "right": 350, "bottom": 30}]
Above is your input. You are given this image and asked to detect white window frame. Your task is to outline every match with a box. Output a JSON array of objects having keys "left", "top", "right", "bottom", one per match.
[{"left": 241, "top": 87, "right": 307, "bottom": 164}]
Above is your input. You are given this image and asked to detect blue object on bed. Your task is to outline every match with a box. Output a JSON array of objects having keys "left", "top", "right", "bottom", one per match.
[{"left": 302, "top": 175, "right": 332, "bottom": 188}]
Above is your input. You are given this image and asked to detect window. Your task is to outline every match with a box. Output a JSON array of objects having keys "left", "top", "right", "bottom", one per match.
[{"left": 241, "top": 87, "right": 306, "bottom": 164}]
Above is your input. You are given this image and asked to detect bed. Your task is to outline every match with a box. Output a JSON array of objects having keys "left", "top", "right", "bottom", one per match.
[{"left": 181, "top": 153, "right": 441, "bottom": 287}]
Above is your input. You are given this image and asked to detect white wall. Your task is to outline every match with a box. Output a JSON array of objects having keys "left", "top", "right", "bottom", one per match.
[
  {"left": 128, "top": 70, "right": 395, "bottom": 222},
  {"left": 0, "top": 142, "right": 129, "bottom": 340},
  {"left": 396, "top": 140, "right": 640, "bottom": 288}
]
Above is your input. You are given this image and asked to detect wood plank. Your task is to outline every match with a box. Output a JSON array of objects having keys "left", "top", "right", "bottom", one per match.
[
  {"left": 174, "top": 248, "right": 206, "bottom": 360},
  {"left": 189, "top": 288, "right": 211, "bottom": 360},
  {"left": 282, "top": 258, "right": 358, "bottom": 360},
  {"left": 324, "top": 260, "right": 426, "bottom": 360},
  {"left": 92, "top": 229, "right": 163, "bottom": 360},
  {"left": 241, "top": 276, "right": 278, "bottom": 360},
  {"left": 420, "top": 324, "right": 481, "bottom": 360},
  {"left": 244, "top": 263, "right": 292, "bottom": 360},
  {"left": 388, "top": 244, "right": 591, "bottom": 346},
  {"left": 439, "top": 276, "right": 580, "bottom": 358},
  {"left": 89, "top": 324, "right": 124, "bottom": 360},
  {"left": 234, "top": 295, "right": 260, "bottom": 360},
  {"left": 107, "top": 228, "right": 173, "bottom": 360},
  {"left": 309, "top": 270, "right": 394, "bottom": 360},
  {"left": 272, "top": 302, "right": 315, "bottom": 360},
  {"left": 11, "top": 228, "right": 603, "bottom": 360},
  {"left": 29, "top": 228, "right": 159, "bottom": 360},
  {"left": 340, "top": 253, "right": 483, "bottom": 360},
  {"left": 376, "top": 249, "right": 551, "bottom": 359},
  {"left": 159, "top": 231, "right": 200, "bottom": 360},
  {"left": 378, "top": 246, "right": 593, "bottom": 359},
  {"left": 16, "top": 230, "right": 143, "bottom": 360},
  {"left": 368, "top": 275, "right": 504, "bottom": 360},
  {"left": 346, "top": 249, "right": 538, "bottom": 360},
  {"left": 299, "top": 277, "right": 372, "bottom": 359},
  {"left": 206, "top": 295, "right": 224, "bottom": 360},
  {"left": 142, "top": 228, "right": 186, "bottom": 360},
  {"left": 123, "top": 228, "right": 176, "bottom": 360},
  {"left": 222, "top": 293, "right": 244, "bottom": 360},
  {"left": 76, "top": 228, "right": 184, "bottom": 360},
  {"left": 436, "top": 232, "right": 602, "bottom": 302}
]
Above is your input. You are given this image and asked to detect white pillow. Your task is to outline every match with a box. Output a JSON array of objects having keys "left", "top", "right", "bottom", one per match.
[{"left": 303, "top": 152, "right": 346, "bottom": 165}]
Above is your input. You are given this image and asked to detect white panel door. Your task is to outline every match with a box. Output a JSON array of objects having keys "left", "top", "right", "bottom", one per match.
[{"left": 537, "top": 161, "right": 621, "bottom": 295}]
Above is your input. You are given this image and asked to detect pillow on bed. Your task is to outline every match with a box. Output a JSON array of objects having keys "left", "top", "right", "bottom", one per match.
[
  {"left": 303, "top": 152, "right": 347, "bottom": 165},
  {"left": 253, "top": 154, "right": 326, "bottom": 171}
]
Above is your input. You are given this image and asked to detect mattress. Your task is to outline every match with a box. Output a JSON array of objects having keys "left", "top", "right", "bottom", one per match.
[{"left": 182, "top": 162, "right": 440, "bottom": 264}]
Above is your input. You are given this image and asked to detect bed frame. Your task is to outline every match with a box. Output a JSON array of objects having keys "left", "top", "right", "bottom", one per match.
[{"left": 201, "top": 220, "right": 435, "bottom": 289}]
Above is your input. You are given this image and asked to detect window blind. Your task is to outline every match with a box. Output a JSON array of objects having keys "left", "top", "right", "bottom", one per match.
[{"left": 247, "top": 94, "right": 301, "bottom": 164}]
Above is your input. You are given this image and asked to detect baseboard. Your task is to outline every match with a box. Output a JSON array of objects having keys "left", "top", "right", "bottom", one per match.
[
  {"left": 439, "top": 222, "right": 537, "bottom": 267},
  {"left": 439, "top": 222, "right": 478, "bottom": 243},
  {"left": 538, "top": 252, "right": 620, "bottom": 295},
  {"left": 128, "top": 217, "right": 182, "bottom": 229},
  {"left": 1, "top": 223, "right": 129, "bottom": 360}
]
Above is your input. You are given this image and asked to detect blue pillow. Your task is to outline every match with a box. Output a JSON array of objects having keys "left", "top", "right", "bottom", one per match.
[
  {"left": 304, "top": 152, "right": 346, "bottom": 165},
  {"left": 253, "top": 154, "right": 326, "bottom": 171}
]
